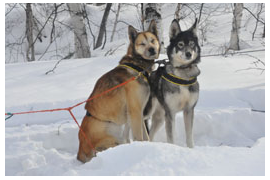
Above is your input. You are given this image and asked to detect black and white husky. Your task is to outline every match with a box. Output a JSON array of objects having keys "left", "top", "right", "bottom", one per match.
[{"left": 144, "top": 19, "right": 201, "bottom": 148}]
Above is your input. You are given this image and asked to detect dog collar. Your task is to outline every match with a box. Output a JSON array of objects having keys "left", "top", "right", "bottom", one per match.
[
  {"left": 118, "top": 63, "right": 149, "bottom": 81},
  {"left": 161, "top": 70, "right": 197, "bottom": 86}
]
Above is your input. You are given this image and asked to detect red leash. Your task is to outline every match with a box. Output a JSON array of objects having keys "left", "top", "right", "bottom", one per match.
[{"left": 5, "top": 75, "right": 137, "bottom": 153}]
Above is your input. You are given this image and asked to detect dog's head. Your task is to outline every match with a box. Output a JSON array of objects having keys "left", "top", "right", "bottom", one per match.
[
  {"left": 128, "top": 20, "right": 160, "bottom": 60},
  {"left": 167, "top": 19, "right": 200, "bottom": 68}
]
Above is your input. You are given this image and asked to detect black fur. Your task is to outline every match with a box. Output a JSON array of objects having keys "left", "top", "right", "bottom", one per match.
[
  {"left": 144, "top": 19, "right": 201, "bottom": 143},
  {"left": 167, "top": 30, "right": 201, "bottom": 69}
]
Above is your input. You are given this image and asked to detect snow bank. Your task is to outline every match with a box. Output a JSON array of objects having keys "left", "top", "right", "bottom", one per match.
[
  {"left": 5, "top": 52, "right": 265, "bottom": 175},
  {"left": 6, "top": 134, "right": 265, "bottom": 176},
  {"left": 69, "top": 139, "right": 265, "bottom": 176},
  {"left": 5, "top": 106, "right": 264, "bottom": 175},
  {"left": 152, "top": 108, "right": 265, "bottom": 148},
  {"left": 5, "top": 3, "right": 265, "bottom": 176}
]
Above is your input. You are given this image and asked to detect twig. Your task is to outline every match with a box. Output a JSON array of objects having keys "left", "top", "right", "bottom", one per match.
[
  {"left": 104, "top": 43, "right": 125, "bottom": 56},
  {"left": 5, "top": 3, "right": 17, "bottom": 16},
  {"left": 57, "top": 121, "right": 70, "bottom": 135},
  {"left": 235, "top": 66, "right": 265, "bottom": 75},
  {"left": 251, "top": 109, "right": 265, "bottom": 113},
  {"left": 234, "top": 53, "right": 265, "bottom": 74},
  {"left": 243, "top": 6, "right": 265, "bottom": 25},
  {"left": 45, "top": 52, "right": 74, "bottom": 75},
  {"left": 201, "top": 49, "right": 265, "bottom": 57}
]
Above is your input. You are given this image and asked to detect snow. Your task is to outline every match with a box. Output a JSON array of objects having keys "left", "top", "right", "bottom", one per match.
[
  {"left": 5, "top": 3, "right": 265, "bottom": 176},
  {"left": 5, "top": 53, "right": 265, "bottom": 175}
]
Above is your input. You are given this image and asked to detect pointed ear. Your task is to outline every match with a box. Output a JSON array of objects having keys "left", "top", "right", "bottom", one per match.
[
  {"left": 148, "top": 20, "right": 158, "bottom": 37},
  {"left": 128, "top": 25, "right": 138, "bottom": 43},
  {"left": 169, "top": 19, "right": 181, "bottom": 40},
  {"left": 188, "top": 18, "right": 198, "bottom": 36}
]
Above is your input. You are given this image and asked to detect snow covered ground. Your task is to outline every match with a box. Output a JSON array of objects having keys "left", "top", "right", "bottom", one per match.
[
  {"left": 5, "top": 3, "right": 265, "bottom": 176},
  {"left": 5, "top": 52, "right": 265, "bottom": 175}
]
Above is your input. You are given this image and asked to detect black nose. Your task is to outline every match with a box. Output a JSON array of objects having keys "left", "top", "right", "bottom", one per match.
[
  {"left": 148, "top": 47, "right": 156, "bottom": 56},
  {"left": 185, "top": 52, "right": 192, "bottom": 59}
]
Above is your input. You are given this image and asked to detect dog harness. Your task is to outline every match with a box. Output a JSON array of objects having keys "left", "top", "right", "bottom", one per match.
[
  {"left": 161, "top": 69, "right": 197, "bottom": 86},
  {"left": 118, "top": 63, "right": 149, "bottom": 81}
]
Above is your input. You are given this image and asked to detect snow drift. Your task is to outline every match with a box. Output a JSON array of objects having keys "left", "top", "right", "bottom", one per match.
[{"left": 5, "top": 3, "right": 265, "bottom": 176}]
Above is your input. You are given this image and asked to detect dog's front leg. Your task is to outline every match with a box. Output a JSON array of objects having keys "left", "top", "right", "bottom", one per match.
[
  {"left": 129, "top": 112, "right": 143, "bottom": 141},
  {"left": 126, "top": 98, "right": 144, "bottom": 141},
  {"left": 165, "top": 111, "right": 175, "bottom": 144},
  {"left": 129, "top": 110, "right": 149, "bottom": 141},
  {"left": 183, "top": 108, "right": 194, "bottom": 148}
]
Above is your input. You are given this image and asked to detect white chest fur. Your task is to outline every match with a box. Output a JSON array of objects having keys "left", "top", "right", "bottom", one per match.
[{"left": 165, "top": 85, "right": 199, "bottom": 113}]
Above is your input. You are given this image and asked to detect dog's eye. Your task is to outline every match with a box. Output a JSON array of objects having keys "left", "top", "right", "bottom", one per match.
[
  {"left": 140, "top": 43, "right": 146, "bottom": 46},
  {"left": 151, "top": 39, "right": 155, "bottom": 44},
  {"left": 178, "top": 42, "right": 184, "bottom": 49},
  {"left": 189, "top": 41, "right": 195, "bottom": 47}
]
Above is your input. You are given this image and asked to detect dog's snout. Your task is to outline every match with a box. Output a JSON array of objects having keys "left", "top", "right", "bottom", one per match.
[
  {"left": 185, "top": 52, "right": 192, "bottom": 59},
  {"left": 148, "top": 47, "right": 156, "bottom": 55}
]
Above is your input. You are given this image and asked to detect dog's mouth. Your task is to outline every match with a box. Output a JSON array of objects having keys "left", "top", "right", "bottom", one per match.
[
  {"left": 143, "top": 52, "right": 159, "bottom": 60},
  {"left": 181, "top": 51, "right": 197, "bottom": 62},
  {"left": 171, "top": 50, "right": 198, "bottom": 68}
]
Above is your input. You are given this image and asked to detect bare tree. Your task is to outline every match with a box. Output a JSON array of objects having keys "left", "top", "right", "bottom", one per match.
[
  {"left": 110, "top": 3, "right": 121, "bottom": 42},
  {"left": 144, "top": 3, "right": 165, "bottom": 53},
  {"left": 198, "top": 3, "right": 204, "bottom": 23},
  {"left": 141, "top": 3, "right": 145, "bottom": 31},
  {"left": 95, "top": 3, "right": 112, "bottom": 49},
  {"left": 174, "top": 3, "right": 181, "bottom": 22},
  {"left": 263, "top": 24, "right": 265, "bottom": 38},
  {"left": 25, "top": 3, "right": 35, "bottom": 61},
  {"left": 243, "top": 3, "right": 265, "bottom": 40},
  {"left": 229, "top": 3, "right": 243, "bottom": 50},
  {"left": 67, "top": 3, "right": 91, "bottom": 58}
]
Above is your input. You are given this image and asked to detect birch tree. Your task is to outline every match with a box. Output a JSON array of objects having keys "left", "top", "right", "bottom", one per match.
[
  {"left": 67, "top": 3, "right": 91, "bottom": 58},
  {"left": 25, "top": 3, "right": 35, "bottom": 61},
  {"left": 143, "top": 3, "right": 165, "bottom": 53},
  {"left": 110, "top": 3, "right": 121, "bottom": 42},
  {"left": 229, "top": 3, "right": 243, "bottom": 50}
]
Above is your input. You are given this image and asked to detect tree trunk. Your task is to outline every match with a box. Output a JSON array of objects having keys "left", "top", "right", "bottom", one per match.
[
  {"left": 110, "top": 3, "right": 121, "bottom": 42},
  {"left": 229, "top": 3, "right": 243, "bottom": 51},
  {"left": 141, "top": 3, "right": 145, "bottom": 31},
  {"left": 175, "top": 3, "right": 181, "bottom": 22},
  {"left": 67, "top": 3, "right": 91, "bottom": 58},
  {"left": 144, "top": 3, "right": 165, "bottom": 53},
  {"left": 263, "top": 24, "right": 265, "bottom": 38},
  {"left": 25, "top": 3, "right": 35, "bottom": 62},
  {"left": 95, "top": 3, "right": 112, "bottom": 49}
]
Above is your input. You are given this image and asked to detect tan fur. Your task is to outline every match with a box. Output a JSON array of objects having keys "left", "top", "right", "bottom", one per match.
[
  {"left": 134, "top": 32, "right": 160, "bottom": 60},
  {"left": 77, "top": 20, "right": 160, "bottom": 163}
]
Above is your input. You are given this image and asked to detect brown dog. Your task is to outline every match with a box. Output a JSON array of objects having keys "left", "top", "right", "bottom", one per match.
[{"left": 77, "top": 20, "right": 160, "bottom": 163}]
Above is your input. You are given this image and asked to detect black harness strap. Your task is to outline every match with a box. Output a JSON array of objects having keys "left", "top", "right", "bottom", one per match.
[
  {"left": 161, "top": 68, "right": 197, "bottom": 86},
  {"left": 119, "top": 63, "right": 149, "bottom": 80}
]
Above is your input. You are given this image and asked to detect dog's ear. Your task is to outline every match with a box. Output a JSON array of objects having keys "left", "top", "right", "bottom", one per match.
[
  {"left": 128, "top": 25, "right": 138, "bottom": 43},
  {"left": 148, "top": 20, "right": 158, "bottom": 37},
  {"left": 188, "top": 18, "right": 198, "bottom": 37},
  {"left": 169, "top": 19, "right": 181, "bottom": 40}
]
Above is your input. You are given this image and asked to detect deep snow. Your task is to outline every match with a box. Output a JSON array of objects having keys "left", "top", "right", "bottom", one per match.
[
  {"left": 5, "top": 53, "right": 265, "bottom": 175},
  {"left": 5, "top": 3, "right": 265, "bottom": 176}
]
